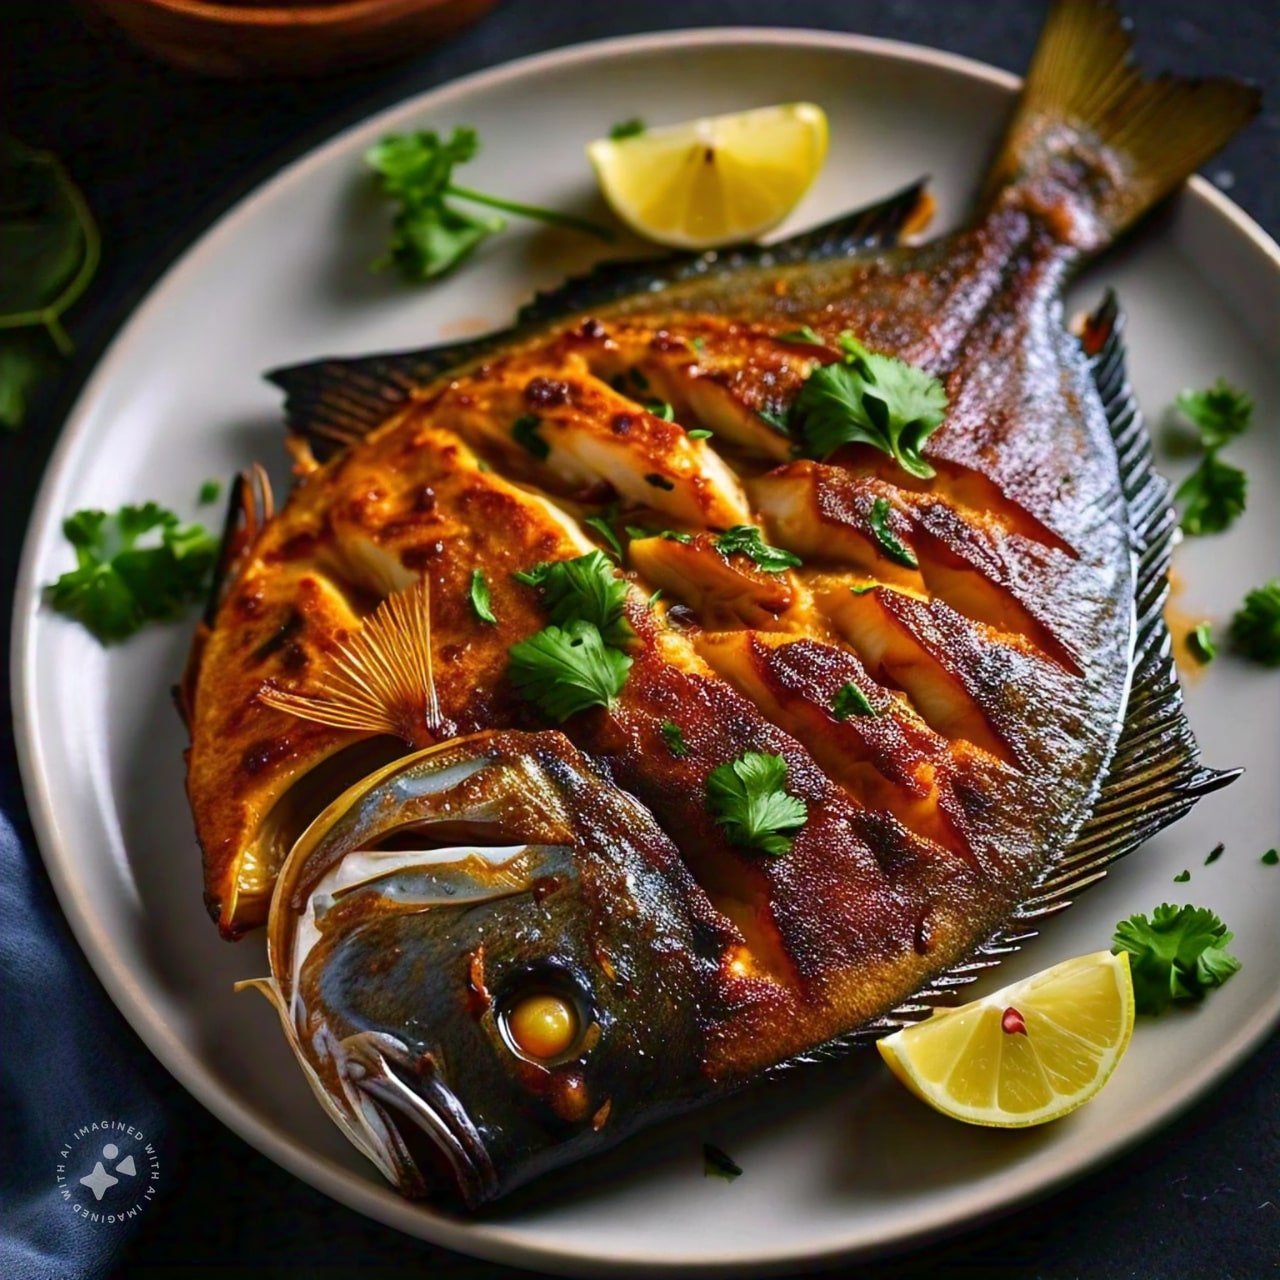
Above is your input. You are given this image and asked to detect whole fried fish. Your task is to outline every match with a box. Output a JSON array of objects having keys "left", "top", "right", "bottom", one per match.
[{"left": 181, "top": 0, "right": 1256, "bottom": 1205}]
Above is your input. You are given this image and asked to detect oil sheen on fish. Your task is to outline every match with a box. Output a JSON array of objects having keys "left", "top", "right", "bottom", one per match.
[{"left": 179, "top": 0, "right": 1256, "bottom": 1206}]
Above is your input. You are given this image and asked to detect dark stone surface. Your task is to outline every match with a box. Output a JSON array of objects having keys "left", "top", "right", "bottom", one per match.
[{"left": 1, "top": 1, "right": 1276, "bottom": 1276}]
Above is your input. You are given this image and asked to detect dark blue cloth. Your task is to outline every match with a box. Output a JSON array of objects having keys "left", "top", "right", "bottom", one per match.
[{"left": 2, "top": 2, "right": 1277, "bottom": 1279}]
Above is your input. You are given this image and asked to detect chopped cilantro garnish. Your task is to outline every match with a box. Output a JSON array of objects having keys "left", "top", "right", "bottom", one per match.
[
  {"left": 1173, "top": 869, "right": 1191, "bottom": 883},
  {"left": 198, "top": 479, "right": 221, "bottom": 505},
  {"left": 756, "top": 404, "right": 791, "bottom": 435},
  {"left": 1230, "top": 580, "right": 1280, "bottom": 666},
  {"left": 46, "top": 503, "right": 217, "bottom": 644},
  {"left": 713, "top": 525, "right": 801, "bottom": 573},
  {"left": 1175, "top": 379, "right": 1253, "bottom": 451},
  {"left": 512, "top": 413, "right": 549, "bottom": 459},
  {"left": 687, "top": 428, "right": 713, "bottom": 440},
  {"left": 513, "top": 550, "right": 633, "bottom": 645},
  {"left": 659, "top": 720, "right": 688, "bottom": 757},
  {"left": 1204, "top": 842, "right": 1225, "bottom": 865},
  {"left": 1111, "top": 903, "right": 1241, "bottom": 1015},
  {"left": 469, "top": 568, "right": 496, "bottom": 624},
  {"left": 707, "top": 751, "right": 807, "bottom": 857},
  {"left": 646, "top": 399, "right": 676, "bottom": 421},
  {"left": 832, "top": 682, "right": 876, "bottom": 719},
  {"left": 609, "top": 118, "right": 646, "bottom": 140},
  {"left": 1263, "top": 849, "right": 1279, "bottom": 866},
  {"left": 867, "top": 497, "right": 917, "bottom": 568},
  {"left": 366, "top": 127, "right": 611, "bottom": 282},
  {"left": 508, "top": 619, "right": 631, "bottom": 721},
  {"left": 1186, "top": 621, "right": 1216, "bottom": 664},
  {"left": 702, "top": 1143, "right": 742, "bottom": 1181},
  {"left": 791, "top": 332, "right": 947, "bottom": 478},
  {"left": 1176, "top": 452, "right": 1246, "bottom": 536}
]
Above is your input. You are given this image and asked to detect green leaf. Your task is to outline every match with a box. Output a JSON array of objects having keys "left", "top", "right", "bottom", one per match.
[
  {"left": 1204, "top": 842, "right": 1225, "bottom": 865},
  {"left": 706, "top": 751, "right": 807, "bottom": 857},
  {"left": 46, "top": 502, "right": 217, "bottom": 644},
  {"left": 1111, "top": 903, "right": 1241, "bottom": 1015},
  {"left": 1186, "top": 621, "right": 1216, "bottom": 664},
  {"left": 198, "top": 479, "right": 221, "bottom": 506},
  {"left": 507, "top": 619, "right": 632, "bottom": 721},
  {"left": 713, "top": 525, "right": 801, "bottom": 573},
  {"left": 687, "top": 428, "right": 713, "bottom": 440},
  {"left": 609, "top": 118, "right": 647, "bottom": 140},
  {"left": 702, "top": 1143, "right": 742, "bottom": 1181},
  {"left": 776, "top": 326, "right": 824, "bottom": 346},
  {"left": 583, "top": 514, "right": 624, "bottom": 560},
  {"left": 791, "top": 333, "right": 947, "bottom": 477},
  {"left": 1263, "top": 849, "right": 1279, "bottom": 866},
  {"left": 513, "top": 549, "right": 633, "bottom": 645},
  {"left": 1173, "top": 869, "right": 1190, "bottom": 883},
  {"left": 659, "top": 720, "right": 688, "bottom": 757},
  {"left": 1175, "top": 379, "right": 1253, "bottom": 451},
  {"left": 1230, "top": 580, "right": 1280, "bottom": 666},
  {"left": 868, "top": 497, "right": 917, "bottom": 568},
  {"left": 0, "top": 137, "right": 100, "bottom": 353},
  {"left": 1175, "top": 452, "right": 1246, "bottom": 535},
  {"left": 512, "top": 413, "right": 549, "bottom": 459},
  {"left": 832, "top": 682, "right": 876, "bottom": 719},
  {"left": 469, "top": 568, "right": 497, "bottom": 624},
  {"left": 645, "top": 399, "right": 675, "bottom": 421}
]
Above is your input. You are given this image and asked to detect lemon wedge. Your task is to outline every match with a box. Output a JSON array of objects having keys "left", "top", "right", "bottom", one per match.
[
  {"left": 587, "top": 103, "right": 829, "bottom": 249},
  {"left": 877, "top": 950, "right": 1135, "bottom": 1127}
]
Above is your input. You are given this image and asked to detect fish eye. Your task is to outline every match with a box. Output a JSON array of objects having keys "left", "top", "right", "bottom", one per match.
[{"left": 497, "top": 969, "right": 593, "bottom": 1064}]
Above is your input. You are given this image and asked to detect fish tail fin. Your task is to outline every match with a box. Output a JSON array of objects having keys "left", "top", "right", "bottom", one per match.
[{"left": 982, "top": 0, "right": 1259, "bottom": 252}]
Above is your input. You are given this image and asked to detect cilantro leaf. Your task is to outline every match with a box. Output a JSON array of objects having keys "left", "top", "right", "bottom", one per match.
[
  {"left": 687, "top": 428, "right": 713, "bottom": 440},
  {"left": 513, "top": 550, "right": 633, "bottom": 645},
  {"left": 832, "top": 682, "right": 876, "bottom": 719},
  {"left": 1175, "top": 452, "right": 1246, "bottom": 535},
  {"left": 610, "top": 118, "right": 646, "bottom": 140},
  {"left": 1230, "top": 579, "right": 1280, "bottom": 666},
  {"left": 507, "top": 619, "right": 631, "bottom": 721},
  {"left": 1175, "top": 379, "right": 1253, "bottom": 451},
  {"left": 713, "top": 525, "right": 801, "bottom": 573},
  {"left": 469, "top": 569, "right": 497, "bottom": 624},
  {"left": 776, "top": 326, "right": 824, "bottom": 346},
  {"left": 198, "top": 478, "right": 221, "bottom": 505},
  {"left": 1263, "top": 849, "right": 1279, "bottom": 866},
  {"left": 366, "top": 128, "right": 611, "bottom": 282},
  {"left": 1186, "top": 621, "right": 1216, "bottom": 664},
  {"left": 583, "top": 514, "right": 624, "bottom": 560},
  {"left": 868, "top": 497, "right": 918, "bottom": 568},
  {"left": 791, "top": 333, "right": 947, "bottom": 478},
  {"left": 660, "top": 720, "right": 688, "bottom": 757},
  {"left": 512, "top": 413, "right": 549, "bottom": 459},
  {"left": 645, "top": 399, "right": 675, "bottom": 421},
  {"left": 1111, "top": 903, "right": 1241, "bottom": 1015},
  {"left": 706, "top": 751, "right": 807, "bottom": 857},
  {"left": 46, "top": 502, "right": 217, "bottom": 643}
]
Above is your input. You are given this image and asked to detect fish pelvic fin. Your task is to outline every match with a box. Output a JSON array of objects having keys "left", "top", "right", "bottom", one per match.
[
  {"left": 258, "top": 577, "right": 442, "bottom": 746},
  {"left": 982, "top": 0, "right": 1259, "bottom": 253}
]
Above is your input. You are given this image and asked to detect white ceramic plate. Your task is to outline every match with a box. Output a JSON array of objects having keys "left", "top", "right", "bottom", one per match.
[{"left": 13, "top": 28, "right": 1280, "bottom": 1277}]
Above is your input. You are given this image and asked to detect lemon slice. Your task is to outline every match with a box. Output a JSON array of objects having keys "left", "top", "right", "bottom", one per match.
[
  {"left": 587, "top": 104, "right": 829, "bottom": 249},
  {"left": 877, "top": 950, "right": 1134, "bottom": 1127}
]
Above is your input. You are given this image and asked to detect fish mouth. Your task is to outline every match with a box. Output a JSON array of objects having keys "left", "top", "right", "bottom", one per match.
[{"left": 348, "top": 1033, "right": 500, "bottom": 1207}]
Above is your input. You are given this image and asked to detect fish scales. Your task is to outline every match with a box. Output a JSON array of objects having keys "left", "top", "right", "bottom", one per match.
[{"left": 181, "top": 0, "right": 1256, "bottom": 1205}]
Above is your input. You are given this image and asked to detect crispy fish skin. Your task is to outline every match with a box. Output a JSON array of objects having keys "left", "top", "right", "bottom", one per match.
[{"left": 181, "top": 0, "right": 1256, "bottom": 1203}]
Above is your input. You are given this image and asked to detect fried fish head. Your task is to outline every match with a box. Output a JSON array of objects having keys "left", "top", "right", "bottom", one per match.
[{"left": 256, "top": 729, "right": 727, "bottom": 1206}]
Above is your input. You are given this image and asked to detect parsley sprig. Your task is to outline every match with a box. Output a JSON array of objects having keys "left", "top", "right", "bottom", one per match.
[
  {"left": 713, "top": 525, "right": 802, "bottom": 573},
  {"left": 507, "top": 620, "right": 631, "bottom": 722},
  {"left": 707, "top": 751, "right": 807, "bottom": 857},
  {"left": 791, "top": 332, "right": 947, "bottom": 478},
  {"left": 47, "top": 503, "right": 218, "bottom": 643},
  {"left": 1171, "top": 379, "right": 1253, "bottom": 536},
  {"left": 514, "top": 550, "right": 633, "bottom": 645},
  {"left": 366, "top": 128, "right": 612, "bottom": 282},
  {"left": 1112, "top": 903, "right": 1241, "bottom": 1015},
  {"left": 1230, "top": 580, "right": 1280, "bottom": 666}
]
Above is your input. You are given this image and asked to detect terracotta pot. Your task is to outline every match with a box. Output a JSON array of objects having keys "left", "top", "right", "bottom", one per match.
[{"left": 86, "top": 0, "right": 500, "bottom": 77}]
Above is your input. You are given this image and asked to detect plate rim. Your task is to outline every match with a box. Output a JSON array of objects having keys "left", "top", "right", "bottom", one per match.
[{"left": 12, "top": 25, "right": 1280, "bottom": 1277}]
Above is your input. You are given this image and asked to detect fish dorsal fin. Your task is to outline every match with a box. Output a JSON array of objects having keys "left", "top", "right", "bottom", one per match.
[
  {"left": 258, "top": 577, "right": 442, "bottom": 747},
  {"left": 515, "top": 178, "right": 930, "bottom": 327},
  {"left": 779, "top": 291, "right": 1239, "bottom": 1060},
  {"left": 266, "top": 180, "right": 928, "bottom": 456}
]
